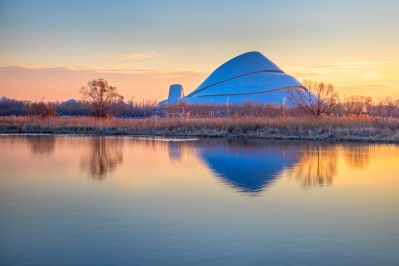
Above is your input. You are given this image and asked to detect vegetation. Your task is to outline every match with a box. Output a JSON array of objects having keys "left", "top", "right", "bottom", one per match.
[
  {"left": 0, "top": 115, "right": 398, "bottom": 143},
  {"left": 2, "top": 95, "right": 399, "bottom": 118},
  {"left": 0, "top": 97, "right": 159, "bottom": 117},
  {"left": 2, "top": 77, "right": 399, "bottom": 118},
  {"left": 1, "top": 78, "right": 399, "bottom": 142},
  {"left": 287, "top": 80, "right": 338, "bottom": 117},
  {"left": 80, "top": 78, "right": 124, "bottom": 117}
]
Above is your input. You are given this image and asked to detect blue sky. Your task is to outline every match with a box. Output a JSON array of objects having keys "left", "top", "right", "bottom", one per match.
[{"left": 0, "top": 0, "right": 398, "bottom": 100}]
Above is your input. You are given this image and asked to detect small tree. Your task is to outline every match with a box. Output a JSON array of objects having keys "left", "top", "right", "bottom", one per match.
[
  {"left": 80, "top": 78, "right": 124, "bottom": 117},
  {"left": 288, "top": 80, "right": 338, "bottom": 117},
  {"left": 343, "top": 95, "right": 372, "bottom": 115},
  {"left": 27, "top": 102, "right": 56, "bottom": 116}
]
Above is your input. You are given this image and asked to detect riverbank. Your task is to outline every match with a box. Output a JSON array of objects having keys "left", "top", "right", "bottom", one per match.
[{"left": 1, "top": 115, "right": 398, "bottom": 143}]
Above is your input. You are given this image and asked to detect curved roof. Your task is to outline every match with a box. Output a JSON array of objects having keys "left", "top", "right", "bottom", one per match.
[
  {"left": 159, "top": 51, "right": 306, "bottom": 106},
  {"left": 193, "top": 72, "right": 301, "bottom": 97},
  {"left": 186, "top": 51, "right": 303, "bottom": 99},
  {"left": 183, "top": 88, "right": 298, "bottom": 105}
]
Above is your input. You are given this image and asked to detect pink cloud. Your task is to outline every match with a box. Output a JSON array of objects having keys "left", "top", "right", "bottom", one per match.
[{"left": 0, "top": 65, "right": 206, "bottom": 102}]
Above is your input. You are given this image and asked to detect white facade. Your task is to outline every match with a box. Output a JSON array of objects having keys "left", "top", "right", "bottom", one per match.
[
  {"left": 160, "top": 51, "right": 305, "bottom": 106},
  {"left": 159, "top": 84, "right": 184, "bottom": 105}
]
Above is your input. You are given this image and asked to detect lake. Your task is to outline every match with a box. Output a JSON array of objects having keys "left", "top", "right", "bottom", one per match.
[{"left": 0, "top": 135, "right": 398, "bottom": 265}]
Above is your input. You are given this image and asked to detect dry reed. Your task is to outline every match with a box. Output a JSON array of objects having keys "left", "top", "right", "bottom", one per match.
[{"left": 0, "top": 115, "right": 398, "bottom": 142}]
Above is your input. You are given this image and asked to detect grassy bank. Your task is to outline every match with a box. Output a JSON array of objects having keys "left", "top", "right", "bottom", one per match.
[{"left": 1, "top": 115, "right": 399, "bottom": 143}]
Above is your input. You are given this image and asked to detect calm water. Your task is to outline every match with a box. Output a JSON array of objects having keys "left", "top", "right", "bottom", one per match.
[{"left": 0, "top": 135, "right": 398, "bottom": 265}]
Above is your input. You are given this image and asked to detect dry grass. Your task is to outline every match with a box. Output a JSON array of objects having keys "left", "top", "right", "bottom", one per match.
[{"left": 1, "top": 115, "right": 399, "bottom": 142}]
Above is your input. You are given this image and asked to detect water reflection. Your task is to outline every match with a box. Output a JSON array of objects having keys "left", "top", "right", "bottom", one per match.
[
  {"left": 80, "top": 137, "right": 124, "bottom": 180},
  {"left": 168, "top": 141, "right": 182, "bottom": 161},
  {"left": 2, "top": 135, "right": 374, "bottom": 191},
  {"left": 197, "top": 140, "right": 300, "bottom": 194},
  {"left": 286, "top": 143, "right": 372, "bottom": 188},
  {"left": 195, "top": 141, "right": 374, "bottom": 192},
  {"left": 286, "top": 144, "right": 338, "bottom": 187},
  {"left": 27, "top": 135, "right": 56, "bottom": 156},
  {"left": 343, "top": 144, "right": 370, "bottom": 169},
  {"left": 1, "top": 137, "right": 399, "bottom": 265}
]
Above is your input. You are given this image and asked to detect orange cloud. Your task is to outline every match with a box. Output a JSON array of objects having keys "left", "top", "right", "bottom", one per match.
[
  {"left": 286, "top": 60, "right": 399, "bottom": 98},
  {"left": 0, "top": 65, "right": 206, "bottom": 102}
]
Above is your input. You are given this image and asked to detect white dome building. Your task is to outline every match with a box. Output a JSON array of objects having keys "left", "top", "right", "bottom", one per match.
[{"left": 160, "top": 51, "right": 306, "bottom": 106}]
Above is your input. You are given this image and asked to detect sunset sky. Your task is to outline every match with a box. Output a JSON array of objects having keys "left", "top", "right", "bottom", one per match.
[{"left": 0, "top": 0, "right": 398, "bottom": 102}]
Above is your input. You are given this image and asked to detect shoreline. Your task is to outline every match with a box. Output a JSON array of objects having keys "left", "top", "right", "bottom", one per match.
[
  {"left": 1, "top": 116, "right": 399, "bottom": 144},
  {"left": 1, "top": 132, "right": 398, "bottom": 145}
]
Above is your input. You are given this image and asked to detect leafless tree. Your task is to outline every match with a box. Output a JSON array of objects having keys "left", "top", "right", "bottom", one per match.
[
  {"left": 288, "top": 80, "right": 338, "bottom": 117},
  {"left": 80, "top": 137, "right": 123, "bottom": 180},
  {"left": 80, "top": 78, "right": 124, "bottom": 117},
  {"left": 343, "top": 95, "right": 372, "bottom": 115},
  {"left": 27, "top": 102, "right": 56, "bottom": 116}
]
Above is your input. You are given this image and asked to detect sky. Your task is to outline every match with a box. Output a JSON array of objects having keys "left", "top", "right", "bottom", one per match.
[{"left": 0, "top": 0, "right": 398, "bottom": 102}]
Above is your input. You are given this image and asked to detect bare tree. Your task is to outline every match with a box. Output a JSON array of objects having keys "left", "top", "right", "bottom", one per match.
[
  {"left": 27, "top": 102, "right": 56, "bottom": 116},
  {"left": 343, "top": 95, "right": 372, "bottom": 115},
  {"left": 80, "top": 78, "right": 124, "bottom": 117},
  {"left": 288, "top": 80, "right": 338, "bottom": 117}
]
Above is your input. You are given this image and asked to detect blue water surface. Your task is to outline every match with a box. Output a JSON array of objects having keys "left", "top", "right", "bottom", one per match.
[{"left": 0, "top": 135, "right": 398, "bottom": 266}]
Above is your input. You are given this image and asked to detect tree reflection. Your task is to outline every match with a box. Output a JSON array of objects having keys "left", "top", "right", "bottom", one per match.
[
  {"left": 27, "top": 135, "right": 56, "bottom": 156},
  {"left": 287, "top": 144, "right": 372, "bottom": 187},
  {"left": 287, "top": 145, "right": 338, "bottom": 187},
  {"left": 343, "top": 144, "right": 370, "bottom": 169},
  {"left": 168, "top": 141, "right": 182, "bottom": 161},
  {"left": 80, "top": 137, "right": 123, "bottom": 180}
]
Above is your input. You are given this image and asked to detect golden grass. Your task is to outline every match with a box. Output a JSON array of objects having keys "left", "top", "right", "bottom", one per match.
[{"left": 1, "top": 115, "right": 399, "bottom": 142}]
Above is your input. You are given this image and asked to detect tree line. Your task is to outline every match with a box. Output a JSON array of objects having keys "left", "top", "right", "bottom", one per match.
[
  {"left": 1, "top": 78, "right": 399, "bottom": 118},
  {"left": 0, "top": 97, "right": 159, "bottom": 117}
]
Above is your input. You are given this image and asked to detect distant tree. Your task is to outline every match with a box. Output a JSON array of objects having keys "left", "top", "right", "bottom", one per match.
[
  {"left": 27, "top": 102, "right": 56, "bottom": 116},
  {"left": 0, "top": 97, "right": 28, "bottom": 116},
  {"left": 343, "top": 95, "right": 372, "bottom": 115},
  {"left": 288, "top": 80, "right": 338, "bottom": 117},
  {"left": 379, "top": 97, "right": 399, "bottom": 117},
  {"left": 80, "top": 78, "right": 124, "bottom": 117}
]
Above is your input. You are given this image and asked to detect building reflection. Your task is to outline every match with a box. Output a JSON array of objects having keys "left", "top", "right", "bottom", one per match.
[
  {"left": 80, "top": 137, "right": 124, "bottom": 180},
  {"left": 2, "top": 135, "right": 373, "bottom": 189},
  {"left": 186, "top": 140, "right": 373, "bottom": 193},
  {"left": 196, "top": 140, "right": 300, "bottom": 194},
  {"left": 69, "top": 136, "right": 371, "bottom": 188}
]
